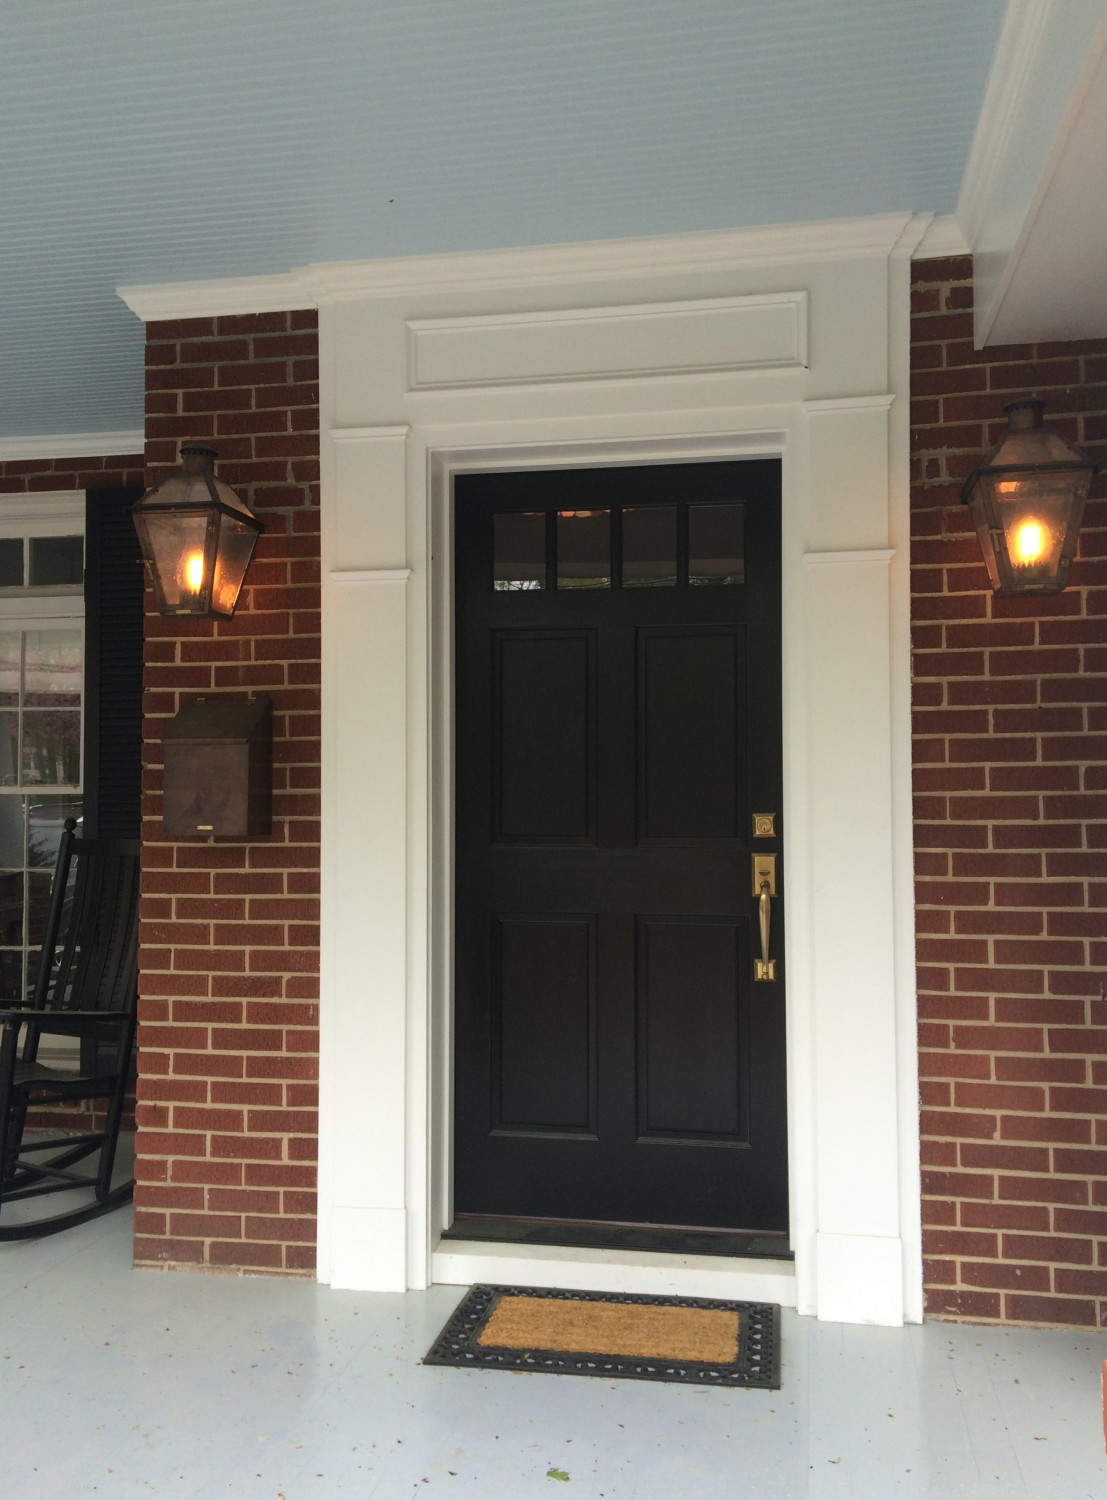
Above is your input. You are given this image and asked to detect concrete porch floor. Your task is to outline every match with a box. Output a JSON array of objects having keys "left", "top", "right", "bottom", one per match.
[{"left": 1, "top": 1199, "right": 1106, "bottom": 1499}]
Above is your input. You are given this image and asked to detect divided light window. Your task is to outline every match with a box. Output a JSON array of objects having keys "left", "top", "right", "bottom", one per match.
[
  {"left": 0, "top": 497, "right": 84, "bottom": 1003},
  {"left": 492, "top": 502, "right": 744, "bottom": 592}
]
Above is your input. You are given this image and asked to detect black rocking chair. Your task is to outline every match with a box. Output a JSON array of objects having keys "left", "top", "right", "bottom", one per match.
[{"left": 0, "top": 819, "right": 141, "bottom": 1240}]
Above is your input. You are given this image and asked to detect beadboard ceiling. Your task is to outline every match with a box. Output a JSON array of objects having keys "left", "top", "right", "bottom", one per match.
[{"left": 1, "top": 0, "right": 1009, "bottom": 441}]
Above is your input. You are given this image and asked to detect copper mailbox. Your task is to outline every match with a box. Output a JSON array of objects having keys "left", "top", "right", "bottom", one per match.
[{"left": 162, "top": 695, "right": 272, "bottom": 837}]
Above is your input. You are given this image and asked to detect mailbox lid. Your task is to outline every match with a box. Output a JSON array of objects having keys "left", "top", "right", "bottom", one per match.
[{"left": 164, "top": 694, "right": 271, "bottom": 745}]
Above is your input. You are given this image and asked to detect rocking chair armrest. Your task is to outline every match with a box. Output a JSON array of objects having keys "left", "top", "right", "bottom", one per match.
[{"left": 0, "top": 1009, "right": 131, "bottom": 1040}]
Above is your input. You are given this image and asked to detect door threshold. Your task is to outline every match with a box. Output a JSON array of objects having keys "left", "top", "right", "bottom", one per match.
[
  {"left": 442, "top": 1213, "right": 792, "bottom": 1260},
  {"left": 432, "top": 1237, "right": 797, "bottom": 1307}
]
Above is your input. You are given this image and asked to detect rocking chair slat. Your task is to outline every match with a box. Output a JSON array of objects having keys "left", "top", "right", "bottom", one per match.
[{"left": 0, "top": 819, "right": 140, "bottom": 1239}]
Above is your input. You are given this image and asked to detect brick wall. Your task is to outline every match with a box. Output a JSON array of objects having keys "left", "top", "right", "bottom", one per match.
[
  {"left": 133, "top": 311, "right": 321, "bottom": 1275},
  {"left": 912, "top": 256, "right": 1107, "bottom": 1329},
  {"left": 0, "top": 454, "right": 144, "bottom": 494}
]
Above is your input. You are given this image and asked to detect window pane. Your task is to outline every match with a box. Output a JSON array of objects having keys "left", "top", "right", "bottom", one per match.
[
  {"left": 27, "top": 871, "right": 53, "bottom": 945},
  {"left": 688, "top": 503, "right": 744, "bottom": 586},
  {"left": 0, "top": 711, "right": 17, "bottom": 788},
  {"left": 29, "top": 535, "right": 83, "bottom": 587},
  {"left": 0, "top": 798, "right": 23, "bottom": 867},
  {"left": 622, "top": 507, "right": 676, "bottom": 588},
  {"left": 493, "top": 512, "right": 545, "bottom": 592},
  {"left": 0, "top": 540, "right": 23, "bottom": 588},
  {"left": 0, "top": 950, "right": 21, "bottom": 1003},
  {"left": 557, "top": 510, "right": 611, "bottom": 590},
  {"left": 28, "top": 797, "right": 82, "bottom": 867},
  {"left": 25, "top": 629, "right": 82, "bottom": 707},
  {"left": 0, "top": 873, "right": 22, "bottom": 946},
  {"left": 22, "top": 711, "right": 81, "bottom": 785},
  {"left": 0, "top": 633, "right": 19, "bottom": 708}
]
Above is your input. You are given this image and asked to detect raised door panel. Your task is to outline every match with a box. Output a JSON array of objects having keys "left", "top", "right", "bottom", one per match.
[
  {"left": 493, "top": 915, "right": 596, "bottom": 1134},
  {"left": 636, "top": 916, "right": 748, "bottom": 1142},
  {"left": 493, "top": 631, "right": 595, "bottom": 843},
  {"left": 638, "top": 627, "right": 744, "bottom": 840}
]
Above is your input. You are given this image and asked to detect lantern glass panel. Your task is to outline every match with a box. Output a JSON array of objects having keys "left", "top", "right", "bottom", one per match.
[
  {"left": 210, "top": 515, "right": 261, "bottom": 617},
  {"left": 974, "top": 467, "right": 1092, "bottom": 595},
  {"left": 137, "top": 510, "right": 214, "bottom": 613}
]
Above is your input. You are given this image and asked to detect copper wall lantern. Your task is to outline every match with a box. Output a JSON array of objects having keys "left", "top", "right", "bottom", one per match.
[
  {"left": 961, "top": 399, "right": 1099, "bottom": 596},
  {"left": 131, "top": 444, "right": 264, "bottom": 616}
]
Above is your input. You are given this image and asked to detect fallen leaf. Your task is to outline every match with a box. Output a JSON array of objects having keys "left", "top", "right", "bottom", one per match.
[{"left": 547, "top": 1469, "right": 570, "bottom": 1482}]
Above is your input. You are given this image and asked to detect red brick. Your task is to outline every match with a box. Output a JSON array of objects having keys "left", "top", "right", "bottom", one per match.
[
  {"left": 1004, "top": 1293, "right": 1097, "bottom": 1326},
  {"left": 960, "top": 1142, "right": 1049, "bottom": 1172},
  {"left": 925, "top": 1288, "right": 1002, "bottom": 1320},
  {"left": 960, "top": 1201, "right": 1050, "bottom": 1231},
  {"left": 1000, "top": 1114, "right": 1092, "bottom": 1144},
  {"left": 997, "top": 1174, "right": 1088, "bottom": 1205},
  {"left": 207, "top": 1240, "right": 284, "bottom": 1268},
  {"left": 953, "top": 1082, "right": 1045, "bottom": 1111},
  {"left": 133, "top": 1237, "right": 206, "bottom": 1265},
  {"left": 995, "top": 1056, "right": 1086, "bottom": 1084},
  {"left": 960, "top": 1260, "right": 1051, "bottom": 1292}
]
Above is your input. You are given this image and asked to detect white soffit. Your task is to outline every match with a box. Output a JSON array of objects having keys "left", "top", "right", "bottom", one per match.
[{"left": 959, "top": 0, "right": 1107, "bottom": 345}]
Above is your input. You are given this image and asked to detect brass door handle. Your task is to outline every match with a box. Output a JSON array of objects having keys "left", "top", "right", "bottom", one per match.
[{"left": 752, "top": 853, "right": 777, "bottom": 982}]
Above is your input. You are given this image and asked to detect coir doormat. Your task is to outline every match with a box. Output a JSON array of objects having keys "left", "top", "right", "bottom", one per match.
[{"left": 423, "top": 1284, "right": 780, "bottom": 1389}]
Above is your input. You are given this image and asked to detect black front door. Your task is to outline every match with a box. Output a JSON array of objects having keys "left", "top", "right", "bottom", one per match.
[{"left": 452, "top": 460, "right": 786, "bottom": 1238}]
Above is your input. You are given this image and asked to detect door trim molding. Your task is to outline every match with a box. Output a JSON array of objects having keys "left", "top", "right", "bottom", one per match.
[{"left": 316, "top": 227, "right": 921, "bottom": 1325}]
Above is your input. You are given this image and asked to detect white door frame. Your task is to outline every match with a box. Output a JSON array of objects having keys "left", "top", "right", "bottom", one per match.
[{"left": 427, "top": 431, "right": 799, "bottom": 1309}]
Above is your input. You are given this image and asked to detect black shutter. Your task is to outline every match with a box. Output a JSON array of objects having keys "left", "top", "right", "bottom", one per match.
[{"left": 84, "top": 487, "right": 144, "bottom": 839}]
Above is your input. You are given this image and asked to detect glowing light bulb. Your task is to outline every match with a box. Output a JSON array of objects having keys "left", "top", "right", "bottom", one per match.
[
  {"left": 1014, "top": 521, "right": 1044, "bottom": 563},
  {"left": 184, "top": 551, "right": 205, "bottom": 592}
]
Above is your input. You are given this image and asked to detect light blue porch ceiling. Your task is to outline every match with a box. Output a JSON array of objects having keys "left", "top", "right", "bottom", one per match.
[{"left": 1, "top": 0, "right": 1007, "bottom": 440}]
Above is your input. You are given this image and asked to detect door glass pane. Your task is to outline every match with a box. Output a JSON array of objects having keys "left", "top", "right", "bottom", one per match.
[
  {"left": 22, "top": 711, "right": 80, "bottom": 786},
  {"left": 493, "top": 512, "right": 545, "bottom": 592},
  {"left": 29, "top": 535, "right": 83, "bottom": 587},
  {"left": 0, "top": 540, "right": 23, "bottom": 588},
  {"left": 557, "top": 510, "right": 611, "bottom": 590},
  {"left": 25, "top": 629, "right": 82, "bottom": 706},
  {"left": 688, "top": 503, "right": 744, "bottom": 586},
  {"left": 622, "top": 506, "right": 676, "bottom": 588}
]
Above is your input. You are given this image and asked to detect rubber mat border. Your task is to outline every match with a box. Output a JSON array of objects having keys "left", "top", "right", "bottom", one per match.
[{"left": 422, "top": 1283, "right": 781, "bottom": 1389}]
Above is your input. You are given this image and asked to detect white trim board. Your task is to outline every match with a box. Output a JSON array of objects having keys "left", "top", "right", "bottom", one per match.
[
  {"left": 312, "top": 224, "right": 920, "bottom": 1326},
  {"left": 0, "top": 432, "right": 144, "bottom": 462}
]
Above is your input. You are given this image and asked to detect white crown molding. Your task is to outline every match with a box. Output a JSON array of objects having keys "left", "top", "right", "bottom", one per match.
[
  {"left": 118, "top": 214, "right": 919, "bottom": 323},
  {"left": 0, "top": 430, "right": 144, "bottom": 461},
  {"left": 118, "top": 272, "right": 314, "bottom": 322},
  {"left": 912, "top": 215, "right": 971, "bottom": 261}
]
